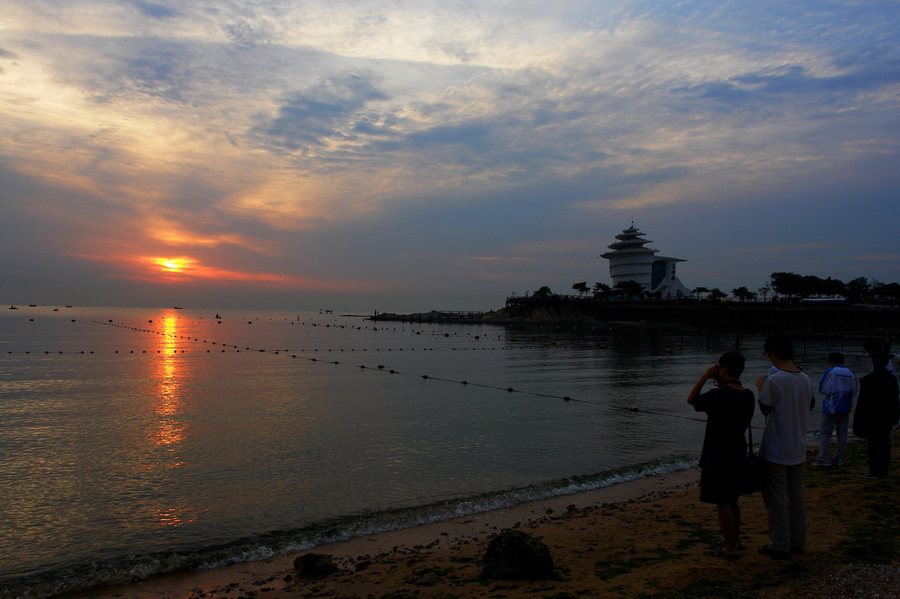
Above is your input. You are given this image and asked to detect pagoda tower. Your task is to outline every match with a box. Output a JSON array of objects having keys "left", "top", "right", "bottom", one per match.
[{"left": 601, "top": 223, "right": 691, "bottom": 298}]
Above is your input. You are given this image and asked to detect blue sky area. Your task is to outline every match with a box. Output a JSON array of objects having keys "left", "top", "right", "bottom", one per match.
[{"left": 2, "top": 1, "right": 898, "bottom": 311}]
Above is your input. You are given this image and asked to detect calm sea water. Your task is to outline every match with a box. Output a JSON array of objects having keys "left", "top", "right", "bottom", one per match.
[{"left": 0, "top": 306, "right": 870, "bottom": 598}]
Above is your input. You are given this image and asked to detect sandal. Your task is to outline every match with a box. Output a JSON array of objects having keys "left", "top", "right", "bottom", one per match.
[
  {"left": 718, "top": 541, "right": 747, "bottom": 551},
  {"left": 709, "top": 548, "right": 741, "bottom": 560}
]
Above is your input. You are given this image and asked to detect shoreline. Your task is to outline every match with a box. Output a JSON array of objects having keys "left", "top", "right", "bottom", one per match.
[
  {"left": 60, "top": 468, "right": 699, "bottom": 599},
  {"left": 57, "top": 440, "right": 900, "bottom": 599}
]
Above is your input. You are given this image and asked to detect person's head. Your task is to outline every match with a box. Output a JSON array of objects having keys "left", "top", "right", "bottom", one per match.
[
  {"left": 717, "top": 351, "right": 745, "bottom": 379},
  {"left": 872, "top": 352, "right": 890, "bottom": 371},
  {"left": 828, "top": 352, "right": 844, "bottom": 366},
  {"left": 863, "top": 338, "right": 884, "bottom": 357},
  {"left": 763, "top": 333, "right": 794, "bottom": 361}
]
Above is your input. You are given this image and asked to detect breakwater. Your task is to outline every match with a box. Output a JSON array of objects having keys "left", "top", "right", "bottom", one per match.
[{"left": 373, "top": 298, "right": 899, "bottom": 334}]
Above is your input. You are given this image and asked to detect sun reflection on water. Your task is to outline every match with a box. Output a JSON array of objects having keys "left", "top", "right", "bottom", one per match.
[
  {"left": 152, "top": 315, "right": 186, "bottom": 448},
  {"left": 154, "top": 505, "right": 207, "bottom": 527}
]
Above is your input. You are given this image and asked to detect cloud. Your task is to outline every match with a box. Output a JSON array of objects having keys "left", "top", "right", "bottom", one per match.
[
  {"left": 128, "top": 1, "right": 178, "bottom": 20},
  {"left": 2, "top": 1, "right": 899, "bottom": 310},
  {"left": 672, "top": 59, "right": 900, "bottom": 113},
  {"left": 252, "top": 73, "right": 390, "bottom": 152}
]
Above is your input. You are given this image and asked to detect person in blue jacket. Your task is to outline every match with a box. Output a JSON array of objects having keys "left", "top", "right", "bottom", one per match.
[{"left": 814, "top": 353, "right": 856, "bottom": 467}]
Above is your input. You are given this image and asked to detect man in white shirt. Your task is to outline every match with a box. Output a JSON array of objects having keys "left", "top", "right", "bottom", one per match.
[{"left": 755, "top": 334, "right": 814, "bottom": 560}]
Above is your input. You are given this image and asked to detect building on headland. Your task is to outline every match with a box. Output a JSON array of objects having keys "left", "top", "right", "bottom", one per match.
[{"left": 601, "top": 223, "right": 692, "bottom": 299}]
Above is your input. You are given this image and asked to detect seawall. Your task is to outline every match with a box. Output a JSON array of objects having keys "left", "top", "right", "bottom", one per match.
[{"left": 372, "top": 299, "right": 899, "bottom": 334}]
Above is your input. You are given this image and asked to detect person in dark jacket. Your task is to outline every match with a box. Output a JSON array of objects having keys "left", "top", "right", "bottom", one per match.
[{"left": 853, "top": 353, "right": 900, "bottom": 478}]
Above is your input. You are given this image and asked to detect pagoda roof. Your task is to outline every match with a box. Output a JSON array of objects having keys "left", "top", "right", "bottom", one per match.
[{"left": 607, "top": 225, "right": 655, "bottom": 251}]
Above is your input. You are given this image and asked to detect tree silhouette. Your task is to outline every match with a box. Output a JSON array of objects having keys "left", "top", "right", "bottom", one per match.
[
  {"left": 615, "top": 280, "right": 645, "bottom": 299},
  {"left": 708, "top": 288, "right": 727, "bottom": 302},
  {"left": 572, "top": 281, "right": 590, "bottom": 297},
  {"left": 532, "top": 286, "right": 555, "bottom": 298},
  {"left": 732, "top": 286, "right": 755, "bottom": 302}
]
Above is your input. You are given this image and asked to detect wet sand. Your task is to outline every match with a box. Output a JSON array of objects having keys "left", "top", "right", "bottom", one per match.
[{"left": 64, "top": 441, "right": 900, "bottom": 599}]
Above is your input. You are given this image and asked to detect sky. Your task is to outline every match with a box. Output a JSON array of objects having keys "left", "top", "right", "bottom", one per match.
[{"left": 2, "top": 0, "right": 899, "bottom": 312}]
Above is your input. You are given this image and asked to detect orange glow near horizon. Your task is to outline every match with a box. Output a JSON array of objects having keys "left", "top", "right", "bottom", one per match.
[{"left": 75, "top": 251, "right": 386, "bottom": 292}]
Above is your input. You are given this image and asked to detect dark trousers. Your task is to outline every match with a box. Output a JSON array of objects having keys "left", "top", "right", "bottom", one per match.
[{"left": 867, "top": 427, "right": 893, "bottom": 477}]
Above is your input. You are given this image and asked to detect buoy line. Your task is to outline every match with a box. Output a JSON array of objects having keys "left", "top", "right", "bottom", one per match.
[
  {"left": 87, "top": 320, "right": 599, "bottom": 405},
  {"left": 7, "top": 319, "right": 709, "bottom": 426}
]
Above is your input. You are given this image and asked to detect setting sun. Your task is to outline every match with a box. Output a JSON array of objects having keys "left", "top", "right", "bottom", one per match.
[{"left": 153, "top": 257, "right": 195, "bottom": 276}]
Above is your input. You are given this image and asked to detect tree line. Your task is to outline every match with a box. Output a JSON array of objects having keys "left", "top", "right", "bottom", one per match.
[{"left": 530, "top": 272, "right": 900, "bottom": 303}]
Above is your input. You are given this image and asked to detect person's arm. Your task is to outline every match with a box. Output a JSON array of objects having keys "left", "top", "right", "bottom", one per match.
[
  {"left": 819, "top": 370, "right": 831, "bottom": 395},
  {"left": 687, "top": 364, "right": 719, "bottom": 405},
  {"left": 757, "top": 375, "right": 773, "bottom": 416}
]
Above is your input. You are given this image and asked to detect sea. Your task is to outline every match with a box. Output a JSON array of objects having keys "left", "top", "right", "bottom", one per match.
[{"left": 0, "top": 305, "right": 872, "bottom": 598}]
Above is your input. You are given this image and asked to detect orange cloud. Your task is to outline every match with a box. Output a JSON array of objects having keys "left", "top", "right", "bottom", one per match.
[{"left": 75, "top": 252, "right": 383, "bottom": 292}]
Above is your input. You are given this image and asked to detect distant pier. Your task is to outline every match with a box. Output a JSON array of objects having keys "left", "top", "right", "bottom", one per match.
[
  {"left": 371, "top": 310, "right": 487, "bottom": 323},
  {"left": 371, "top": 298, "right": 899, "bottom": 334}
]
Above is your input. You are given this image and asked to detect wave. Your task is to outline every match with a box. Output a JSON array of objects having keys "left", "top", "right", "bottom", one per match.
[{"left": 0, "top": 457, "right": 695, "bottom": 599}]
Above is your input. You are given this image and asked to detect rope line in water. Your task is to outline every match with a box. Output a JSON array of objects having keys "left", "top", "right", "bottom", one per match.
[{"left": 4, "top": 318, "right": 720, "bottom": 426}]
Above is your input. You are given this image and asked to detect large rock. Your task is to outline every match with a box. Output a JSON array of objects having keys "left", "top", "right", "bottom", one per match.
[
  {"left": 482, "top": 530, "right": 554, "bottom": 580},
  {"left": 293, "top": 553, "right": 339, "bottom": 578}
]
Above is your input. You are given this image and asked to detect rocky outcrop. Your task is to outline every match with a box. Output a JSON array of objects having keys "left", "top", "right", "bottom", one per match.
[
  {"left": 293, "top": 553, "right": 339, "bottom": 578},
  {"left": 482, "top": 530, "right": 554, "bottom": 580}
]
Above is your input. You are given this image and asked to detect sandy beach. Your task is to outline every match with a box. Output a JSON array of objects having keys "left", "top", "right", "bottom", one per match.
[{"left": 63, "top": 440, "right": 900, "bottom": 599}]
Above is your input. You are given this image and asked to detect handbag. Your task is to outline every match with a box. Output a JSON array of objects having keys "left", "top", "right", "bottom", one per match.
[{"left": 740, "top": 425, "right": 762, "bottom": 495}]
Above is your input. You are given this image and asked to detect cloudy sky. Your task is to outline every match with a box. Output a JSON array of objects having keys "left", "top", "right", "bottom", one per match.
[{"left": 2, "top": 0, "right": 898, "bottom": 312}]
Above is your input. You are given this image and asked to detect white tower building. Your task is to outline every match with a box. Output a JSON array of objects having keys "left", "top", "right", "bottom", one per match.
[{"left": 601, "top": 224, "right": 691, "bottom": 299}]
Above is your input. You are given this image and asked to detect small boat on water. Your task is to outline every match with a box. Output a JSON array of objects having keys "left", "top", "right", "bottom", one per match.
[{"left": 9, "top": 305, "right": 17, "bottom": 310}]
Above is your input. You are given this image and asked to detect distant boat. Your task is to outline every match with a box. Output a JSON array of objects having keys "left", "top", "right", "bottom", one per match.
[
  {"left": 215, "top": 313, "right": 222, "bottom": 319},
  {"left": 53, "top": 308, "right": 59, "bottom": 311},
  {"left": 29, "top": 304, "right": 37, "bottom": 307},
  {"left": 65, "top": 305, "right": 72, "bottom": 308},
  {"left": 8, "top": 305, "right": 17, "bottom": 310},
  {"left": 174, "top": 306, "right": 183, "bottom": 310}
]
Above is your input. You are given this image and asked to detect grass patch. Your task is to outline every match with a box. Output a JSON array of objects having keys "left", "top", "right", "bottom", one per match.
[
  {"left": 594, "top": 548, "right": 676, "bottom": 581},
  {"left": 840, "top": 479, "right": 900, "bottom": 562}
]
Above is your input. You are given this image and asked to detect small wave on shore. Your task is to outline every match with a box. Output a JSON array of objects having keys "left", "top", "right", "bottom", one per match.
[{"left": 0, "top": 458, "right": 695, "bottom": 599}]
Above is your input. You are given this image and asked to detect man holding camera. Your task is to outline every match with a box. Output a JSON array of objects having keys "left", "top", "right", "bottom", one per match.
[{"left": 687, "top": 351, "right": 755, "bottom": 558}]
